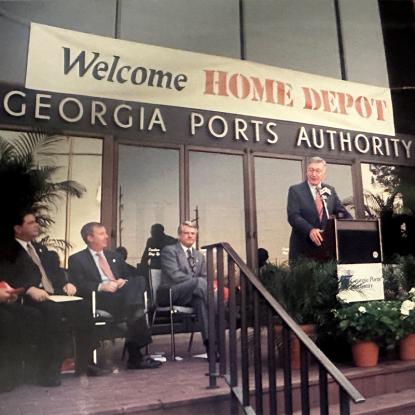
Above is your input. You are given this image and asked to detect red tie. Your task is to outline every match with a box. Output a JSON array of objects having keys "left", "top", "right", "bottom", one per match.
[
  {"left": 96, "top": 253, "right": 115, "bottom": 280},
  {"left": 315, "top": 188, "right": 324, "bottom": 221}
]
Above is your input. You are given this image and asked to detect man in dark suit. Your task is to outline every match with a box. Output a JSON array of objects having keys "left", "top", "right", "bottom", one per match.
[
  {"left": 0, "top": 282, "right": 42, "bottom": 392},
  {"left": 287, "top": 156, "right": 352, "bottom": 262},
  {"left": 68, "top": 222, "right": 160, "bottom": 369},
  {"left": 4, "top": 211, "right": 102, "bottom": 387},
  {"left": 160, "top": 221, "right": 208, "bottom": 348}
]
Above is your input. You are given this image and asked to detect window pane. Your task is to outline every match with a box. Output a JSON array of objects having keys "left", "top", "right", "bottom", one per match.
[
  {"left": 255, "top": 157, "right": 302, "bottom": 263},
  {"left": 0, "top": 131, "right": 102, "bottom": 264},
  {"left": 326, "top": 163, "right": 355, "bottom": 218},
  {"left": 189, "top": 152, "right": 245, "bottom": 259},
  {"left": 118, "top": 145, "right": 180, "bottom": 266},
  {"left": 361, "top": 163, "right": 415, "bottom": 259}
]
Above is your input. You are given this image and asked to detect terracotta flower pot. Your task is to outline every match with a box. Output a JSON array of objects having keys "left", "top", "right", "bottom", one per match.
[
  {"left": 399, "top": 333, "right": 415, "bottom": 361},
  {"left": 352, "top": 341, "right": 379, "bottom": 367},
  {"left": 275, "top": 324, "right": 316, "bottom": 369}
]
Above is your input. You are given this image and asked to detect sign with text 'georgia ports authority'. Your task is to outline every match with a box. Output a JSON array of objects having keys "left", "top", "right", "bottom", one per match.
[{"left": 25, "top": 23, "right": 395, "bottom": 136}]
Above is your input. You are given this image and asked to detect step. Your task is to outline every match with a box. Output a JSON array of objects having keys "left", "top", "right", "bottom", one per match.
[{"left": 294, "top": 387, "right": 415, "bottom": 415}]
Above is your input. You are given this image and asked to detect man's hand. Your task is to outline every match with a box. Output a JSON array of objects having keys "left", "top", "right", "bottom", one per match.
[
  {"left": 63, "top": 283, "right": 77, "bottom": 296},
  {"left": 309, "top": 228, "right": 324, "bottom": 246},
  {"left": 116, "top": 278, "right": 127, "bottom": 289},
  {"left": 0, "top": 287, "right": 18, "bottom": 304},
  {"left": 99, "top": 280, "right": 119, "bottom": 293},
  {"left": 26, "top": 286, "right": 49, "bottom": 302}
]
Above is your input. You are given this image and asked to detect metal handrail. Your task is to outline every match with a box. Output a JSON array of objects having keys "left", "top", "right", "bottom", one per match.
[{"left": 203, "top": 242, "right": 365, "bottom": 414}]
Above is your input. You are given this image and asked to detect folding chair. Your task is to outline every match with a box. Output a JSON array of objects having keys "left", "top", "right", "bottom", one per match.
[
  {"left": 148, "top": 269, "right": 196, "bottom": 360},
  {"left": 91, "top": 291, "right": 128, "bottom": 365}
]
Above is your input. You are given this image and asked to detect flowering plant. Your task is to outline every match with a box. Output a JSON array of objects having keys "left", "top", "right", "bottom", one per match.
[
  {"left": 397, "top": 288, "right": 415, "bottom": 339},
  {"left": 333, "top": 300, "right": 400, "bottom": 345}
]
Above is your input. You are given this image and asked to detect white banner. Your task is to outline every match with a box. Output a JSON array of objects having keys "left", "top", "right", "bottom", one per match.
[
  {"left": 337, "top": 263, "right": 384, "bottom": 303},
  {"left": 26, "top": 23, "right": 395, "bottom": 136}
]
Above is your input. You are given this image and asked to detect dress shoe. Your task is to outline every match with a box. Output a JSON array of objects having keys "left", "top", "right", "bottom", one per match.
[{"left": 127, "top": 357, "right": 162, "bottom": 369}]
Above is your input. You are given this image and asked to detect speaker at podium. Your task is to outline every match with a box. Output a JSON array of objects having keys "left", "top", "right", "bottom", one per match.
[{"left": 305, "top": 218, "right": 383, "bottom": 264}]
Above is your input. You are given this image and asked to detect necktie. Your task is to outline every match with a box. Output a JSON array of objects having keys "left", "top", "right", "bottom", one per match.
[
  {"left": 186, "top": 249, "right": 196, "bottom": 274},
  {"left": 26, "top": 243, "right": 54, "bottom": 294},
  {"left": 315, "top": 187, "right": 324, "bottom": 221},
  {"left": 96, "top": 253, "right": 115, "bottom": 280}
]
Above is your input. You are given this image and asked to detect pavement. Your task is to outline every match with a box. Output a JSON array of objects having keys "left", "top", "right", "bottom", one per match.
[{"left": 0, "top": 334, "right": 229, "bottom": 415}]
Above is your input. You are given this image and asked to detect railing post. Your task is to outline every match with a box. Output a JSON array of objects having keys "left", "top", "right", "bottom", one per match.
[
  {"left": 339, "top": 388, "right": 350, "bottom": 415},
  {"left": 240, "top": 272, "right": 250, "bottom": 407},
  {"left": 228, "top": 256, "right": 238, "bottom": 388},
  {"left": 206, "top": 247, "right": 218, "bottom": 389},
  {"left": 282, "top": 322, "right": 293, "bottom": 415},
  {"left": 300, "top": 342, "right": 310, "bottom": 415},
  {"left": 216, "top": 246, "right": 226, "bottom": 375},
  {"left": 253, "top": 290, "right": 263, "bottom": 414},
  {"left": 267, "top": 308, "right": 277, "bottom": 415},
  {"left": 319, "top": 363, "right": 329, "bottom": 415}
]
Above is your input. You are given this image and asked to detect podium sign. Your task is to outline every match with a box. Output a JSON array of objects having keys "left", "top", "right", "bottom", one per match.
[{"left": 337, "top": 263, "right": 384, "bottom": 302}]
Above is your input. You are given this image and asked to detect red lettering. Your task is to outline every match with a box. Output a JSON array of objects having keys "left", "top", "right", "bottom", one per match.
[
  {"left": 204, "top": 70, "right": 228, "bottom": 96},
  {"left": 355, "top": 96, "right": 372, "bottom": 118},
  {"left": 302, "top": 87, "right": 321, "bottom": 110}
]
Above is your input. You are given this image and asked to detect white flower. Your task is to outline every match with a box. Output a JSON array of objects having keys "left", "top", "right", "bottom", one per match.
[
  {"left": 358, "top": 306, "right": 366, "bottom": 313},
  {"left": 400, "top": 300, "right": 415, "bottom": 316},
  {"left": 409, "top": 288, "right": 415, "bottom": 294}
]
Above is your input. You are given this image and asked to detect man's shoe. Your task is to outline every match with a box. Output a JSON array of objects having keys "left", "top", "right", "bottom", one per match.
[{"left": 127, "top": 357, "right": 162, "bottom": 369}]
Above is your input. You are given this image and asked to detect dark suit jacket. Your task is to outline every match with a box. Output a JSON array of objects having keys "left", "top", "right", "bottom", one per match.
[
  {"left": 68, "top": 248, "right": 133, "bottom": 298},
  {"left": 287, "top": 181, "right": 352, "bottom": 260},
  {"left": 160, "top": 243, "right": 206, "bottom": 288},
  {"left": 2, "top": 241, "right": 67, "bottom": 293}
]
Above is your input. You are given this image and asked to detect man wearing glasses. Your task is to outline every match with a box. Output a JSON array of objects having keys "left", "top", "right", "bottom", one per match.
[{"left": 287, "top": 156, "right": 352, "bottom": 262}]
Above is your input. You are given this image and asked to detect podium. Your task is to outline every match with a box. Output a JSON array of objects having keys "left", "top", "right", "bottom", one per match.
[
  {"left": 307, "top": 218, "right": 383, "bottom": 264},
  {"left": 309, "top": 218, "right": 384, "bottom": 302}
]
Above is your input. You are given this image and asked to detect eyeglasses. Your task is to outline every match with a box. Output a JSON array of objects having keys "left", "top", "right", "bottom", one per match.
[{"left": 307, "top": 168, "right": 324, "bottom": 174}]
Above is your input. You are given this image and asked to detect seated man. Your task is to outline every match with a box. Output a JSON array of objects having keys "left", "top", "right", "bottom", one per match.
[
  {"left": 0, "top": 283, "right": 41, "bottom": 392},
  {"left": 68, "top": 222, "right": 160, "bottom": 369},
  {"left": 4, "top": 211, "right": 103, "bottom": 386},
  {"left": 160, "top": 221, "right": 208, "bottom": 351}
]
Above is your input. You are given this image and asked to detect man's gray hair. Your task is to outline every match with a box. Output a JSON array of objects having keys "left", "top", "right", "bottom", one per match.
[
  {"left": 307, "top": 156, "right": 326, "bottom": 166},
  {"left": 177, "top": 220, "right": 198, "bottom": 234}
]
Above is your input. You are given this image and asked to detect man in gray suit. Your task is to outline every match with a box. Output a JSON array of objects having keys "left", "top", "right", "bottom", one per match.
[{"left": 160, "top": 221, "right": 208, "bottom": 348}]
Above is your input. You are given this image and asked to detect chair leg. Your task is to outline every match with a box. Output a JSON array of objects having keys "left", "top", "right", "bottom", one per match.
[
  {"left": 187, "top": 330, "right": 194, "bottom": 353},
  {"left": 170, "top": 309, "right": 176, "bottom": 360}
]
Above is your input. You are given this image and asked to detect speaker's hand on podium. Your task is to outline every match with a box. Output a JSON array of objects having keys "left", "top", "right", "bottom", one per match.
[{"left": 309, "top": 228, "right": 324, "bottom": 246}]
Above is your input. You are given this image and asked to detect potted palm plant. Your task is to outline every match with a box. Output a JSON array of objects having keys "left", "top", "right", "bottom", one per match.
[{"left": 259, "top": 258, "right": 339, "bottom": 368}]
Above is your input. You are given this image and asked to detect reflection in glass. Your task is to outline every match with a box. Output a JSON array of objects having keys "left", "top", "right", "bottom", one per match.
[
  {"left": 0, "top": 131, "right": 102, "bottom": 264},
  {"left": 255, "top": 158, "right": 302, "bottom": 263},
  {"left": 189, "top": 152, "right": 245, "bottom": 259},
  {"left": 118, "top": 146, "right": 179, "bottom": 267},
  {"left": 361, "top": 163, "right": 402, "bottom": 218},
  {"left": 325, "top": 163, "right": 355, "bottom": 218},
  {"left": 361, "top": 163, "right": 415, "bottom": 259}
]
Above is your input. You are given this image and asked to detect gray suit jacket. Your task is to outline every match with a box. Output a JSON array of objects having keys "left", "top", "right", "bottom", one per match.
[{"left": 160, "top": 243, "right": 206, "bottom": 288}]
